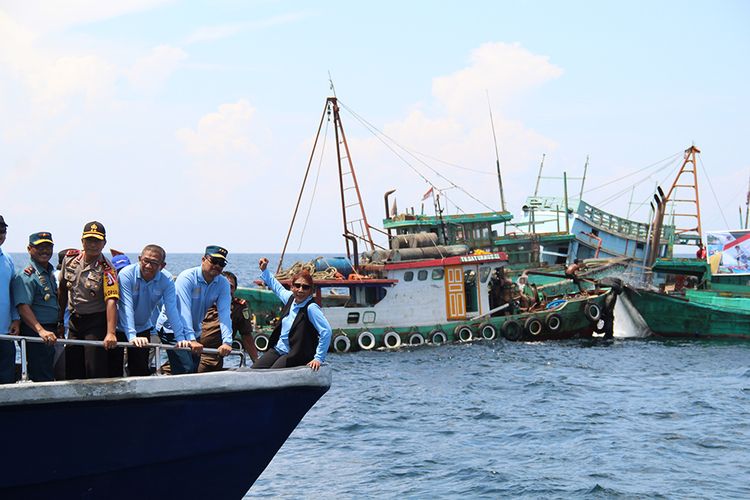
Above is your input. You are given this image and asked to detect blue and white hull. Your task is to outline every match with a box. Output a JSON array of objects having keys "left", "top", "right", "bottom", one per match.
[{"left": 0, "top": 367, "right": 331, "bottom": 499}]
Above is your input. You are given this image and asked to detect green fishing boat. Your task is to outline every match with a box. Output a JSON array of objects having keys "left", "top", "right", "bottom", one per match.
[{"left": 623, "top": 258, "right": 750, "bottom": 339}]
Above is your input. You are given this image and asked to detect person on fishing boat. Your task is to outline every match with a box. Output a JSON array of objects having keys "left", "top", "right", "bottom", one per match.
[
  {"left": 58, "top": 221, "right": 120, "bottom": 379},
  {"left": 197, "top": 270, "right": 259, "bottom": 372},
  {"left": 565, "top": 259, "right": 586, "bottom": 292},
  {"left": 117, "top": 245, "right": 184, "bottom": 376},
  {"left": 11, "top": 232, "right": 60, "bottom": 381},
  {"left": 252, "top": 257, "right": 331, "bottom": 371},
  {"left": 156, "top": 246, "right": 232, "bottom": 374},
  {"left": 0, "top": 216, "right": 21, "bottom": 384}
]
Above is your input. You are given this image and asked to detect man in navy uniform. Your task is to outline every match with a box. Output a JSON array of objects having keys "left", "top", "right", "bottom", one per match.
[
  {"left": 157, "top": 245, "right": 233, "bottom": 374},
  {"left": 58, "top": 221, "right": 120, "bottom": 379},
  {"left": 12, "top": 232, "right": 59, "bottom": 381}
]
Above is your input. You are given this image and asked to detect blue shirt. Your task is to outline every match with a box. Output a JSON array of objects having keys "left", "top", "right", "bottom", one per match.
[
  {"left": 12, "top": 258, "right": 59, "bottom": 324},
  {"left": 157, "top": 266, "right": 232, "bottom": 345},
  {"left": 260, "top": 269, "right": 332, "bottom": 363},
  {"left": 117, "top": 264, "right": 183, "bottom": 341},
  {"left": 0, "top": 249, "right": 19, "bottom": 334}
]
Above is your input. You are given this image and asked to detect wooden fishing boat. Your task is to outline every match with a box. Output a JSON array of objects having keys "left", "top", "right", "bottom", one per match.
[
  {"left": 622, "top": 258, "right": 750, "bottom": 339},
  {"left": 239, "top": 97, "right": 620, "bottom": 353}
]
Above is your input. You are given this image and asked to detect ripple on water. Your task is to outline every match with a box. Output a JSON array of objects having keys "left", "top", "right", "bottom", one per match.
[{"left": 247, "top": 339, "right": 750, "bottom": 499}]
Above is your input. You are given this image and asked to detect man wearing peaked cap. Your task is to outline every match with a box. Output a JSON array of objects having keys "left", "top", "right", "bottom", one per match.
[
  {"left": 155, "top": 245, "right": 233, "bottom": 374},
  {"left": 58, "top": 221, "right": 121, "bottom": 379},
  {"left": 0, "top": 215, "right": 21, "bottom": 384},
  {"left": 11, "top": 232, "right": 60, "bottom": 381}
]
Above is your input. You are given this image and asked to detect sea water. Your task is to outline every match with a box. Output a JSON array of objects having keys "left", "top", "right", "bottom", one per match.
[{"left": 10, "top": 252, "right": 750, "bottom": 498}]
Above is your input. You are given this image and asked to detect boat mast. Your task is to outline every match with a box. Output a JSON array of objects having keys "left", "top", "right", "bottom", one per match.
[
  {"left": 663, "top": 145, "right": 703, "bottom": 247},
  {"left": 745, "top": 174, "right": 750, "bottom": 229},
  {"left": 534, "top": 153, "right": 546, "bottom": 196},
  {"left": 329, "top": 97, "right": 376, "bottom": 258},
  {"left": 578, "top": 155, "right": 589, "bottom": 201},
  {"left": 486, "top": 91, "right": 506, "bottom": 212}
]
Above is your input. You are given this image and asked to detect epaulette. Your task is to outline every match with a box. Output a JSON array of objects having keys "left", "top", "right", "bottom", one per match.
[
  {"left": 23, "top": 266, "right": 34, "bottom": 276},
  {"left": 100, "top": 258, "right": 113, "bottom": 271},
  {"left": 66, "top": 249, "right": 80, "bottom": 256},
  {"left": 237, "top": 298, "right": 247, "bottom": 305}
]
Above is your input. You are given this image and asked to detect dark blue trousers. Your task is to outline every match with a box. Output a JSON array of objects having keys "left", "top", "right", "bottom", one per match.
[
  {"left": 20, "top": 322, "right": 55, "bottom": 382},
  {"left": 0, "top": 338, "right": 15, "bottom": 384}
]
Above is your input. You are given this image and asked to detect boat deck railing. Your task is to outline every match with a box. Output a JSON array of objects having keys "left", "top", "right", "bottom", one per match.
[{"left": 0, "top": 334, "right": 246, "bottom": 382}]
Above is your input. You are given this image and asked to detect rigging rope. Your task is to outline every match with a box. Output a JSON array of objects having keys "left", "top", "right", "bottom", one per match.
[
  {"left": 698, "top": 154, "right": 730, "bottom": 229},
  {"left": 297, "top": 117, "right": 330, "bottom": 250},
  {"left": 339, "top": 101, "right": 496, "bottom": 213}
]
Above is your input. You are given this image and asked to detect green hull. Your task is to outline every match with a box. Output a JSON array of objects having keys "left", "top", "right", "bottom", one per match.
[{"left": 623, "top": 288, "right": 750, "bottom": 339}]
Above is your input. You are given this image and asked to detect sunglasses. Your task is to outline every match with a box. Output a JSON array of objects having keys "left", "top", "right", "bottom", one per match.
[
  {"left": 292, "top": 282, "right": 312, "bottom": 291},
  {"left": 140, "top": 257, "right": 162, "bottom": 267},
  {"left": 207, "top": 256, "right": 227, "bottom": 268}
]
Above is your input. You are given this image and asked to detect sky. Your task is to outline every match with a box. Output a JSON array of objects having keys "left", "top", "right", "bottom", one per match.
[{"left": 1, "top": 0, "right": 748, "bottom": 254}]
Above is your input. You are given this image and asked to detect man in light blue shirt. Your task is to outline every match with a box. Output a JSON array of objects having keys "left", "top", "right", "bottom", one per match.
[
  {"left": 0, "top": 216, "right": 21, "bottom": 384},
  {"left": 117, "top": 244, "right": 183, "bottom": 376},
  {"left": 157, "top": 245, "right": 233, "bottom": 374}
]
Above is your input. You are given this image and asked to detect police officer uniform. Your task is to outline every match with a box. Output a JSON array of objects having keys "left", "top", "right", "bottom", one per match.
[
  {"left": 12, "top": 232, "right": 59, "bottom": 381},
  {"left": 59, "top": 222, "right": 120, "bottom": 379}
]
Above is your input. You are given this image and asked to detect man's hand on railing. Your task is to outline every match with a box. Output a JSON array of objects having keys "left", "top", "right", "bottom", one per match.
[
  {"left": 217, "top": 344, "right": 232, "bottom": 357},
  {"left": 130, "top": 337, "right": 149, "bottom": 348},
  {"left": 189, "top": 340, "right": 203, "bottom": 354},
  {"left": 39, "top": 329, "right": 57, "bottom": 345},
  {"left": 9, "top": 320, "right": 19, "bottom": 336},
  {"left": 103, "top": 333, "right": 118, "bottom": 350}
]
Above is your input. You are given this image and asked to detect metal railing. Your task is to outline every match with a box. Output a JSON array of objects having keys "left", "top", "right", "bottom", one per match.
[{"left": 0, "top": 334, "right": 246, "bottom": 382}]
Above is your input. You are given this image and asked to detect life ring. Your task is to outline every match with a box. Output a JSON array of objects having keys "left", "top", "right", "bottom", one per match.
[
  {"left": 407, "top": 332, "right": 425, "bottom": 346},
  {"left": 383, "top": 330, "right": 402, "bottom": 349},
  {"left": 584, "top": 302, "right": 602, "bottom": 322},
  {"left": 546, "top": 313, "right": 563, "bottom": 332},
  {"left": 454, "top": 325, "right": 473, "bottom": 342},
  {"left": 524, "top": 316, "right": 544, "bottom": 336},
  {"left": 501, "top": 320, "right": 523, "bottom": 341},
  {"left": 430, "top": 330, "right": 448, "bottom": 345},
  {"left": 333, "top": 335, "right": 352, "bottom": 353},
  {"left": 479, "top": 322, "right": 497, "bottom": 340},
  {"left": 357, "top": 331, "right": 377, "bottom": 350},
  {"left": 254, "top": 333, "right": 270, "bottom": 352}
]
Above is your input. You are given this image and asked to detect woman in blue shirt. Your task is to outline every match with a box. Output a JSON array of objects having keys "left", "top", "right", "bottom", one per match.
[{"left": 252, "top": 258, "right": 331, "bottom": 370}]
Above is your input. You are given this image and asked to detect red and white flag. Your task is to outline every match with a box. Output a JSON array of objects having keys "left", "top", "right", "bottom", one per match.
[{"left": 422, "top": 186, "right": 434, "bottom": 201}]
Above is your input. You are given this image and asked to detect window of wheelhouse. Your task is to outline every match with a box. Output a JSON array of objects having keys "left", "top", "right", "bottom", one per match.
[
  {"left": 364, "top": 286, "right": 387, "bottom": 305},
  {"left": 431, "top": 268, "right": 444, "bottom": 280},
  {"left": 417, "top": 270, "right": 428, "bottom": 281},
  {"left": 479, "top": 266, "right": 491, "bottom": 283},
  {"left": 404, "top": 271, "right": 414, "bottom": 281}
]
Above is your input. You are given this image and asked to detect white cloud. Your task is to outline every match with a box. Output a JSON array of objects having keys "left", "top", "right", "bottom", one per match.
[
  {"left": 177, "top": 99, "right": 261, "bottom": 157},
  {"left": 433, "top": 42, "right": 563, "bottom": 116},
  {"left": 127, "top": 45, "right": 187, "bottom": 93},
  {"left": 338, "top": 42, "right": 563, "bottom": 224},
  {"left": 184, "top": 12, "right": 311, "bottom": 44}
]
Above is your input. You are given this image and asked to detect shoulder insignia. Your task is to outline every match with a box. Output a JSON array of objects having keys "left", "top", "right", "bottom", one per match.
[
  {"left": 104, "top": 270, "right": 116, "bottom": 286},
  {"left": 100, "top": 259, "right": 112, "bottom": 271},
  {"left": 23, "top": 266, "right": 34, "bottom": 276},
  {"left": 66, "top": 249, "right": 80, "bottom": 256},
  {"left": 237, "top": 298, "right": 247, "bottom": 305}
]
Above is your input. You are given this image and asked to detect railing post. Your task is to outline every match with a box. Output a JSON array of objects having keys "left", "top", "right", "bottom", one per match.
[
  {"left": 155, "top": 346, "right": 162, "bottom": 375},
  {"left": 19, "top": 338, "right": 29, "bottom": 382}
]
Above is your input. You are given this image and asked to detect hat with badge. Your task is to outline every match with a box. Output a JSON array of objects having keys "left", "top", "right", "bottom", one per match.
[
  {"left": 205, "top": 245, "right": 229, "bottom": 262},
  {"left": 29, "top": 232, "right": 54, "bottom": 246},
  {"left": 82, "top": 221, "right": 106, "bottom": 240},
  {"left": 0, "top": 215, "right": 7, "bottom": 229}
]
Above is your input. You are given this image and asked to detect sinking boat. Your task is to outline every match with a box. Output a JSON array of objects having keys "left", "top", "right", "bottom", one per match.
[{"left": 0, "top": 336, "right": 330, "bottom": 499}]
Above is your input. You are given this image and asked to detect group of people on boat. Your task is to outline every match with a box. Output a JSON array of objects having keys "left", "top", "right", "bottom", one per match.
[{"left": 0, "top": 216, "right": 332, "bottom": 384}]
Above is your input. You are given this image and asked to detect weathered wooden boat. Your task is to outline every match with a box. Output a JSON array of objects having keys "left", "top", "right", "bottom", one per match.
[
  {"left": 622, "top": 258, "right": 750, "bottom": 339},
  {"left": 0, "top": 336, "right": 330, "bottom": 500},
  {"left": 240, "top": 97, "right": 619, "bottom": 353}
]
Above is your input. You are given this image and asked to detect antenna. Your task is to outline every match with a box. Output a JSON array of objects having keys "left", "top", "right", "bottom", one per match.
[
  {"left": 486, "top": 90, "right": 506, "bottom": 212},
  {"left": 579, "top": 155, "right": 589, "bottom": 200},
  {"left": 328, "top": 71, "right": 337, "bottom": 98}
]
